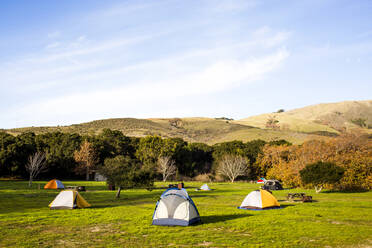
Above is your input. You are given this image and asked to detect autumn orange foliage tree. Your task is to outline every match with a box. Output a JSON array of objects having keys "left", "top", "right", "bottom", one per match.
[
  {"left": 74, "top": 140, "right": 98, "bottom": 180},
  {"left": 255, "top": 134, "right": 372, "bottom": 191}
]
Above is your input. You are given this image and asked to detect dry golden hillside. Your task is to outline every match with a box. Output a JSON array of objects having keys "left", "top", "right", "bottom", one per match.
[
  {"left": 4, "top": 117, "right": 326, "bottom": 145},
  {"left": 236, "top": 100, "right": 372, "bottom": 134},
  {"left": 4, "top": 100, "right": 370, "bottom": 144}
]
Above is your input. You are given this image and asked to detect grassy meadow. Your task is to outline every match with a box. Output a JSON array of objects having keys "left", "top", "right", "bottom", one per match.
[{"left": 0, "top": 180, "right": 371, "bottom": 247}]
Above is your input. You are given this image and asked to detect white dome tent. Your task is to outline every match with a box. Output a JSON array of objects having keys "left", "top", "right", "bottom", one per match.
[
  {"left": 49, "top": 190, "right": 91, "bottom": 209},
  {"left": 152, "top": 187, "right": 201, "bottom": 226},
  {"left": 200, "top": 184, "right": 211, "bottom": 191}
]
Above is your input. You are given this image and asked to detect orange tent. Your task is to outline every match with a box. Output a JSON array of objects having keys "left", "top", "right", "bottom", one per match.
[{"left": 44, "top": 179, "right": 65, "bottom": 189}]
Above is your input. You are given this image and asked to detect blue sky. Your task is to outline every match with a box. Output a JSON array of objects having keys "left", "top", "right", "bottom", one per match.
[{"left": 0, "top": 0, "right": 371, "bottom": 128}]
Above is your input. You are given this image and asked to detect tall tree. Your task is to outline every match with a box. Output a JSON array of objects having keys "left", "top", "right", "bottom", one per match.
[
  {"left": 212, "top": 140, "right": 267, "bottom": 179},
  {"left": 25, "top": 152, "right": 47, "bottom": 187},
  {"left": 98, "top": 129, "right": 135, "bottom": 158},
  {"left": 135, "top": 136, "right": 163, "bottom": 170},
  {"left": 0, "top": 132, "right": 17, "bottom": 176},
  {"left": 100, "top": 155, "right": 154, "bottom": 198},
  {"left": 157, "top": 156, "right": 177, "bottom": 182},
  {"left": 10, "top": 132, "right": 37, "bottom": 177},
  {"left": 74, "top": 140, "right": 98, "bottom": 180},
  {"left": 37, "top": 132, "right": 82, "bottom": 179},
  {"left": 218, "top": 155, "right": 248, "bottom": 182},
  {"left": 180, "top": 142, "right": 213, "bottom": 177}
]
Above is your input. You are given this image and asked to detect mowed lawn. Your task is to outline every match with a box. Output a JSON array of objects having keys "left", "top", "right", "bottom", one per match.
[{"left": 0, "top": 181, "right": 371, "bottom": 247}]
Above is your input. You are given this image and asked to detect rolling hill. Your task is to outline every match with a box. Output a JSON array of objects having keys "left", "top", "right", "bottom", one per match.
[
  {"left": 3, "top": 100, "right": 370, "bottom": 145},
  {"left": 4, "top": 117, "right": 323, "bottom": 145},
  {"left": 235, "top": 100, "right": 372, "bottom": 134}
]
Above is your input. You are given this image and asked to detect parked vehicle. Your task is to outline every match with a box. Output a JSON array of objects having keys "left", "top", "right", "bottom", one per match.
[{"left": 261, "top": 180, "right": 283, "bottom": 190}]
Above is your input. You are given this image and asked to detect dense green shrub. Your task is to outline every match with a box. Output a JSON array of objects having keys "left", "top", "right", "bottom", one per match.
[
  {"left": 300, "top": 161, "right": 344, "bottom": 192},
  {"left": 100, "top": 155, "right": 154, "bottom": 197}
]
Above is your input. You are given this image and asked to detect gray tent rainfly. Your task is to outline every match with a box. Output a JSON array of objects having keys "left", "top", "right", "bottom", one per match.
[{"left": 152, "top": 188, "right": 201, "bottom": 226}]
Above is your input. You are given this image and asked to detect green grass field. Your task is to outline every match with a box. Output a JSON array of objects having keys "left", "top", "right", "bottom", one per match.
[{"left": 0, "top": 181, "right": 371, "bottom": 247}]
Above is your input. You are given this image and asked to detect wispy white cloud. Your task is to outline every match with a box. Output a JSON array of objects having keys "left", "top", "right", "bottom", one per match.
[
  {"left": 0, "top": 0, "right": 292, "bottom": 128},
  {"left": 2, "top": 25, "right": 289, "bottom": 91},
  {"left": 28, "top": 34, "right": 154, "bottom": 64},
  {"left": 10, "top": 47, "right": 289, "bottom": 127}
]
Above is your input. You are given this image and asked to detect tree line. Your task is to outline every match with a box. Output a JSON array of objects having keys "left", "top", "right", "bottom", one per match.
[
  {"left": 1, "top": 129, "right": 370, "bottom": 192},
  {"left": 0, "top": 129, "right": 288, "bottom": 182}
]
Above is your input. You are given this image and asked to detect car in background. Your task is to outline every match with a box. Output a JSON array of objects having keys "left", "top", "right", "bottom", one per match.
[{"left": 261, "top": 180, "right": 283, "bottom": 190}]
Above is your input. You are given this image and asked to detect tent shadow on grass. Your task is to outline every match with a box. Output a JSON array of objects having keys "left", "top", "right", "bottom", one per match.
[
  {"left": 273, "top": 202, "right": 296, "bottom": 208},
  {"left": 200, "top": 214, "right": 251, "bottom": 224},
  {"left": 278, "top": 200, "right": 319, "bottom": 204}
]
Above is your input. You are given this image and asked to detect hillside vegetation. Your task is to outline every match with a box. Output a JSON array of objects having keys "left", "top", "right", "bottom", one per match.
[
  {"left": 236, "top": 100, "right": 372, "bottom": 134},
  {"left": 3, "top": 100, "right": 371, "bottom": 144},
  {"left": 4, "top": 117, "right": 322, "bottom": 145}
]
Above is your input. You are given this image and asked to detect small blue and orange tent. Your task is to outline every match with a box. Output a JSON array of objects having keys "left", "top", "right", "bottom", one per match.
[{"left": 44, "top": 179, "right": 65, "bottom": 189}]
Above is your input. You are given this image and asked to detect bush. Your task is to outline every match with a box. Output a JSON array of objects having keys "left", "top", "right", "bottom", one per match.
[
  {"left": 300, "top": 161, "right": 344, "bottom": 193},
  {"left": 193, "top": 173, "right": 212, "bottom": 182},
  {"left": 100, "top": 155, "right": 154, "bottom": 198}
]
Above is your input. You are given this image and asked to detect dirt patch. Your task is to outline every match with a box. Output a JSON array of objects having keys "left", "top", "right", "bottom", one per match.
[
  {"left": 41, "top": 225, "right": 69, "bottom": 235},
  {"left": 56, "top": 239, "right": 79, "bottom": 247},
  {"left": 212, "top": 227, "right": 224, "bottom": 231},
  {"left": 330, "top": 221, "right": 342, "bottom": 225},
  {"left": 87, "top": 223, "right": 118, "bottom": 234},
  {"left": 197, "top": 241, "right": 213, "bottom": 246},
  {"left": 90, "top": 227, "right": 101, "bottom": 232}
]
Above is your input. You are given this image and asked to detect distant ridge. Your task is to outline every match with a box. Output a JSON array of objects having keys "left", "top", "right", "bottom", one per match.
[{"left": 3, "top": 100, "right": 371, "bottom": 144}]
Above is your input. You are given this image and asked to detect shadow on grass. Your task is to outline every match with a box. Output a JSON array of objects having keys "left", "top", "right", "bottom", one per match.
[
  {"left": 278, "top": 199, "right": 319, "bottom": 204},
  {"left": 276, "top": 203, "right": 295, "bottom": 208},
  {"left": 321, "top": 189, "right": 369, "bottom": 193},
  {"left": 89, "top": 204, "right": 124, "bottom": 209},
  {"left": 190, "top": 194, "right": 210, "bottom": 198},
  {"left": 200, "top": 214, "right": 251, "bottom": 224}
]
